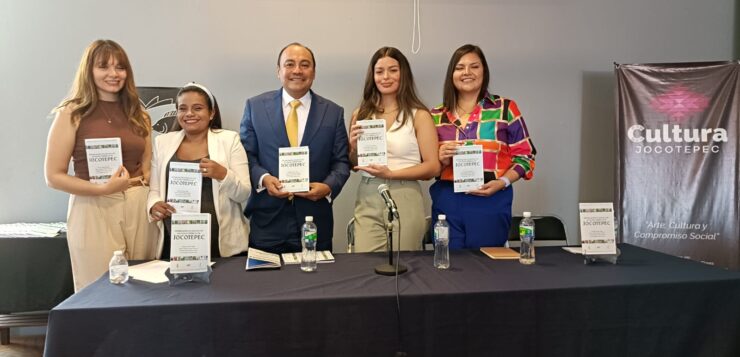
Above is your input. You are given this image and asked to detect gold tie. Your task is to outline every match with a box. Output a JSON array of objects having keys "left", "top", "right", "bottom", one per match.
[{"left": 286, "top": 99, "right": 301, "bottom": 147}]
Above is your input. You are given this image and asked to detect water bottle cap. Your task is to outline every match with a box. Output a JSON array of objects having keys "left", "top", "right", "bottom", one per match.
[
  {"left": 305, "top": 216, "right": 313, "bottom": 222},
  {"left": 438, "top": 214, "right": 446, "bottom": 220},
  {"left": 523, "top": 212, "right": 531, "bottom": 218},
  {"left": 113, "top": 250, "right": 123, "bottom": 255}
]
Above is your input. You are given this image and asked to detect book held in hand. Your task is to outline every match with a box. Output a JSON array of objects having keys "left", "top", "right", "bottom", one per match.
[
  {"left": 356, "top": 119, "right": 388, "bottom": 167},
  {"left": 167, "top": 161, "right": 203, "bottom": 213},
  {"left": 453, "top": 145, "right": 484, "bottom": 193},
  {"left": 279, "top": 146, "right": 310, "bottom": 193},
  {"left": 85, "top": 137, "right": 122, "bottom": 184}
]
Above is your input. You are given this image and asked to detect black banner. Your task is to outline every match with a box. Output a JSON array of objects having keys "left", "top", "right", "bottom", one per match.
[
  {"left": 138, "top": 87, "right": 180, "bottom": 134},
  {"left": 616, "top": 61, "right": 740, "bottom": 269}
]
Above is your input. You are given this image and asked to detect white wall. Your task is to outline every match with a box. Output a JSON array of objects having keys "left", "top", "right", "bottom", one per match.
[{"left": 1, "top": 0, "right": 735, "bottom": 250}]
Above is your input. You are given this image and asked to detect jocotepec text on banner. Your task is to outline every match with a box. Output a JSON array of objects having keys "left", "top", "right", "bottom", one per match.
[{"left": 616, "top": 61, "right": 740, "bottom": 269}]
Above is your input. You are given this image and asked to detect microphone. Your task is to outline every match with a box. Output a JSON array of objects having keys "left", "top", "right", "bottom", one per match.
[{"left": 378, "top": 184, "right": 399, "bottom": 219}]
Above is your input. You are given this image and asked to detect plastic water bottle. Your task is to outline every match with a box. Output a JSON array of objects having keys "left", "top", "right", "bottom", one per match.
[
  {"left": 109, "top": 250, "right": 129, "bottom": 284},
  {"left": 519, "top": 212, "right": 536, "bottom": 265},
  {"left": 433, "top": 214, "right": 450, "bottom": 269},
  {"left": 301, "top": 216, "right": 318, "bottom": 272}
]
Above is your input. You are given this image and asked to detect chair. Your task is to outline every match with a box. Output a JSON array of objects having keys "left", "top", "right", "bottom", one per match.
[
  {"left": 346, "top": 216, "right": 432, "bottom": 252},
  {"left": 507, "top": 215, "right": 568, "bottom": 247},
  {"left": 421, "top": 215, "right": 432, "bottom": 251},
  {"left": 346, "top": 217, "right": 356, "bottom": 253}
]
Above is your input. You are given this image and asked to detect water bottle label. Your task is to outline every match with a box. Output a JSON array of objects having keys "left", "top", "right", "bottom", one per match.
[
  {"left": 434, "top": 227, "right": 449, "bottom": 241},
  {"left": 304, "top": 232, "right": 317, "bottom": 242},
  {"left": 110, "top": 265, "right": 128, "bottom": 275},
  {"left": 519, "top": 226, "right": 534, "bottom": 239}
]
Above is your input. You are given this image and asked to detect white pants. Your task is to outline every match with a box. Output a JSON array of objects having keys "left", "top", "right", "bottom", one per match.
[{"left": 66, "top": 186, "right": 158, "bottom": 292}]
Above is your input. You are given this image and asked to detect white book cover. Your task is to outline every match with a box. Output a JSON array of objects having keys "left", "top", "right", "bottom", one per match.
[
  {"left": 281, "top": 250, "right": 335, "bottom": 264},
  {"left": 356, "top": 119, "right": 388, "bottom": 166},
  {"left": 246, "top": 248, "right": 282, "bottom": 270},
  {"left": 85, "top": 137, "right": 122, "bottom": 184},
  {"left": 166, "top": 162, "right": 203, "bottom": 213},
  {"left": 169, "top": 213, "right": 211, "bottom": 274},
  {"left": 452, "top": 145, "right": 484, "bottom": 193},
  {"left": 579, "top": 202, "right": 617, "bottom": 255},
  {"left": 279, "top": 146, "right": 310, "bottom": 193}
]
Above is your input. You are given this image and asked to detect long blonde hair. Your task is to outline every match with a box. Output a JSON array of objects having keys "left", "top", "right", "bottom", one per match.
[{"left": 56, "top": 39, "right": 150, "bottom": 137}]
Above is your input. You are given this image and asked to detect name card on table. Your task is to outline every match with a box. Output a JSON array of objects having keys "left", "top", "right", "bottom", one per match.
[
  {"left": 170, "top": 213, "right": 211, "bottom": 274},
  {"left": 166, "top": 162, "right": 203, "bottom": 213},
  {"left": 579, "top": 202, "right": 617, "bottom": 255},
  {"left": 279, "top": 146, "right": 310, "bottom": 193},
  {"left": 85, "top": 137, "right": 122, "bottom": 184},
  {"left": 453, "top": 145, "right": 484, "bottom": 193},
  {"left": 357, "top": 119, "right": 388, "bottom": 167}
]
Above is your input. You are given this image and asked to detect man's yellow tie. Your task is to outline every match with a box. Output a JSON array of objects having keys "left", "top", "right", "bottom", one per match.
[{"left": 286, "top": 99, "right": 301, "bottom": 147}]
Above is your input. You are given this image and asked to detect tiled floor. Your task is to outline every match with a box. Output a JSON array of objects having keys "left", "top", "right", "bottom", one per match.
[{"left": 0, "top": 335, "right": 44, "bottom": 357}]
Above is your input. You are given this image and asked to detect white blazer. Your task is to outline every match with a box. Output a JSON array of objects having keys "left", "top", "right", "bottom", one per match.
[{"left": 147, "top": 129, "right": 251, "bottom": 258}]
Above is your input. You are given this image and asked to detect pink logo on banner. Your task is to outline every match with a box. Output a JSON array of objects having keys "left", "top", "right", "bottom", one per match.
[{"left": 649, "top": 85, "right": 709, "bottom": 121}]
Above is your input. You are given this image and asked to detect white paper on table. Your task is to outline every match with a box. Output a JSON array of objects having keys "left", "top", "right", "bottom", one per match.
[
  {"left": 170, "top": 213, "right": 211, "bottom": 274},
  {"left": 279, "top": 146, "right": 310, "bottom": 193},
  {"left": 166, "top": 162, "right": 203, "bottom": 213},
  {"left": 452, "top": 145, "right": 484, "bottom": 193},
  {"left": 130, "top": 260, "right": 216, "bottom": 284},
  {"left": 562, "top": 246, "right": 583, "bottom": 255},
  {"left": 129, "top": 260, "right": 170, "bottom": 283},
  {"left": 85, "top": 137, "right": 122, "bottom": 184},
  {"left": 578, "top": 202, "right": 617, "bottom": 255},
  {"left": 357, "top": 119, "right": 387, "bottom": 167}
]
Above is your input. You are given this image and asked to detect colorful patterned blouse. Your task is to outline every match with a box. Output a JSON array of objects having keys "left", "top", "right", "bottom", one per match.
[{"left": 431, "top": 93, "right": 536, "bottom": 182}]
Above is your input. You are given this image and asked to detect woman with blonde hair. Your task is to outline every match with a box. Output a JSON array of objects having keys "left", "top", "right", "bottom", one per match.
[
  {"left": 45, "top": 39, "right": 157, "bottom": 291},
  {"left": 348, "top": 46, "right": 439, "bottom": 252}
]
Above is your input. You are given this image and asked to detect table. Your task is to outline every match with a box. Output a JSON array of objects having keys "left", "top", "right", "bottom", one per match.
[
  {"left": 0, "top": 234, "right": 74, "bottom": 344},
  {"left": 44, "top": 244, "right": 740, "bottom": 357}
]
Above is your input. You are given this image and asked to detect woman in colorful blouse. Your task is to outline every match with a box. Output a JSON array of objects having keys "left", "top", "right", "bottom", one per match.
[{"left": 431, "top": 44, "right": 536, "bottom": 248}]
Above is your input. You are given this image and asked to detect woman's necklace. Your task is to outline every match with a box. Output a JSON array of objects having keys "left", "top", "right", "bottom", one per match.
[
  {"left": 100, "top": 103, "right": 115, "bottom": 124},
  {"left": 455, "top": 104, "right": 476, "bottom": 119},
  {"left": 378, "top": 106, "right": 398, "bottom": 114}
]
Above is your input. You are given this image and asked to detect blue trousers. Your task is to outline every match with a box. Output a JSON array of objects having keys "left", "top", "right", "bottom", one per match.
[{"left": 429, "top": 180, "right": 513, "bottom": 249}]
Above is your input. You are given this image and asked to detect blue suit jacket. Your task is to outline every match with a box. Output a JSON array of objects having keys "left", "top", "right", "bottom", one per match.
[{"left": 240, "top": 89, "right": 350, "bottom": 248}]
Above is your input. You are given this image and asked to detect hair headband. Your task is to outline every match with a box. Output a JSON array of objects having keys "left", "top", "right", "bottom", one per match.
[{"left": 182, "top": 82, "right": 215, "bottom": 108}]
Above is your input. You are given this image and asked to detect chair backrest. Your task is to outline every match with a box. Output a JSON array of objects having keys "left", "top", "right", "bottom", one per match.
[
  {"left": 508, "top": 215, "right": 568, "bottom": 247},
  {"left": 422, "top": 216, "right": 432, "bottom": 251},
  {"left": 346, "top": 217, "right": 356, "bottom": 253}
]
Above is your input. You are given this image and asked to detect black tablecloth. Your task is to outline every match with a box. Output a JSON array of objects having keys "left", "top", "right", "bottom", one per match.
[
  {"left": 44, "top": 244, "right": 740, "bottom": 357},
  {"left": 0, "top": 234, "right": 73, "bottom": 314}
]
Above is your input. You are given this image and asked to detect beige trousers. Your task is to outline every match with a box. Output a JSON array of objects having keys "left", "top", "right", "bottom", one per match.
[
  {"left": 353, "top": 177, "right": 426, "bottom": 253},
  {"left": 66, "top": 186, "right": 158, "bottom": 292}
]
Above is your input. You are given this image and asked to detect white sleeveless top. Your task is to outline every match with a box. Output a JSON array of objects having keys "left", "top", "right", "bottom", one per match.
[{"left": 361, "top": 109, "right": 421, "bottom": 177}]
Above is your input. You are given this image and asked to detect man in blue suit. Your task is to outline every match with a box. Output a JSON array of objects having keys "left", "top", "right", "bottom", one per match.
[{"left": 240, "top": 43, "right": 350, "bottom": 253}]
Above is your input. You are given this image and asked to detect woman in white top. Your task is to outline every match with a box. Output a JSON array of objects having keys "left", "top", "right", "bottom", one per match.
[
  {"left": 147, "top": 83, "right": 251, "bottom": 259},
  {"left": 348, "top": 47, "right": 440, "bottom": 252}
]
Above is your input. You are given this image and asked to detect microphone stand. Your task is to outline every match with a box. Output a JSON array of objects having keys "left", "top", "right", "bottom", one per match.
[{"left": 375, "top": 209, "right": 408, "bottom": 276}]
